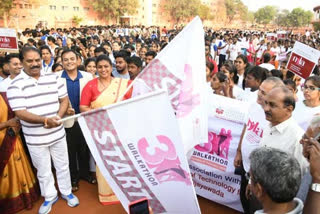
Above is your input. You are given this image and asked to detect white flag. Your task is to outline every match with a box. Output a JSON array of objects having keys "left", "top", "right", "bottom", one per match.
[
  {"left": 78, "top": 90, "right": 201, "bottom": 214},
  {"left": 132, "top": 16, "right": 208, "bottom": 154}
]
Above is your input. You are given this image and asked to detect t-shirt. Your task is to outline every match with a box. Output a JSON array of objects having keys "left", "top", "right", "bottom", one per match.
[
  {"left": 112, "top": 69, "right": 130, "bottom": 79},
  {"left": 241, "top": 102, "right": 267, "bottom": 172},
  {"left": 293, "top": 101, "right": 320, "bottom": 131},
  {"left": 7, "top": 71, "right": 67, "bottom": 147}
]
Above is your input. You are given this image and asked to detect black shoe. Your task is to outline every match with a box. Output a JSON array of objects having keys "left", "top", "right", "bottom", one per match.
[
  {"left": 83, "top": 175, "right": 97, "bottom": 184},
  {"left": 71, "top": 181, "right": 79, "bottom": 192}
]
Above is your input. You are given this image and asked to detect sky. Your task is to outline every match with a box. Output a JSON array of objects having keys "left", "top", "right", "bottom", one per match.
[{"left": 242, "top": 0, "right": 318, "bottom": 12}]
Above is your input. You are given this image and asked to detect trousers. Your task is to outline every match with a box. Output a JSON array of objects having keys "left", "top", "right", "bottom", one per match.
[
  {"left": 28, "top": 138, "right": 71, "bottom": 201},
  {"left": 65, "top": 122, "right": 90, "bottom": 183}
]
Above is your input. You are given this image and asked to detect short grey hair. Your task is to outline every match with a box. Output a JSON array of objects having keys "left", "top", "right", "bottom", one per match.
[
  {"left": 264, "top": 77, "right": 284, "bottom": 88},
  {"left": 249, "top": 147, "right": 301, "bottom": 203}
]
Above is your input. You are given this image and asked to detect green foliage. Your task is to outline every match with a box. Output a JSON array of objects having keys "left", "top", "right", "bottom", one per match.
[
  {"left": 163, "top": 0, "right": 199, "bottom": 23},
  {"left": 72, "top": 15, "right": 83, "bottom": 26},
  {"left": 254, "top": 6, "right": 277, "bottom": 26},
  {"left": 287, "top": 8, "right": 313, "bottom": 28},
  {"left": 0, "top": 0, "right": 14, "bottom": 17},
  {"left": 273, "top": 8, "right": 312, "bottom": 29},
  {"left": 197, "top": 4, "right": 213, "bottom": 21},
  {"left": 313, "top": 22, "right": 320, "bottom": 32},
  {"left": 274, "top": 9, "right": 290, "bottom": 27},
  {"left": 224, "top": 0, "right": 248, "bottom": 23},
  {"left": 92, "top": 0, "right": 139, "bottom": 22}
]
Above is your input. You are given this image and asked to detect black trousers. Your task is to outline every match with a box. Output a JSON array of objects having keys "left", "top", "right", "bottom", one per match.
[
  {"left": 65, "top": 122, "right": 90, "bottom": 183},
  {"left": 239, "top": 165, "right": 262, "bottom": 214},
  {"left": 218, "top": 54, "right": 226, "bottom": 71}
]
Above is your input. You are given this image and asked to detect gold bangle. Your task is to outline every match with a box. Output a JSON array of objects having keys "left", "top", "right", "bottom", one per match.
[{"left": 44, "top": 118, "right": 48, "bottom": 126}]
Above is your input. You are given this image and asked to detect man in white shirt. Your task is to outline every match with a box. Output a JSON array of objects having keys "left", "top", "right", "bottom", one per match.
[
  {"left": 249, "top": 147, "right": 304, "bottom": 214},
  {"left": 260, "top": 86, "right": 309, "bottom": 173},
  {"left": 234, "top": 77, "right": 284, "bottom": 213},
  {"left": 0, "top": 54, "right": 22, "bottom": 92},
  {"left": 259, "top": 53, "right": 275, "bottom": 71}
]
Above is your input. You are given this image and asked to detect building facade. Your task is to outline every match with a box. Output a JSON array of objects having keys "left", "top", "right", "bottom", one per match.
[{"left": 0, "top": 0, "right": 226, "bottom": 30}]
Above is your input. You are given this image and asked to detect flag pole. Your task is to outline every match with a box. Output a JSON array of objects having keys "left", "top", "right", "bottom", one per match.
[{"left": 59, "top": 89, "right": 166, "bottom": 123}]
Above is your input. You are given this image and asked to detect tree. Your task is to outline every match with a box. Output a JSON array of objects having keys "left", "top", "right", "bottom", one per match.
[
  {"left": 224, "top": 0, "right": 248, "bottom": 23},
  {"left": 92, "top": 0, "right": 139, "bottom": 23},
  {"left": 197, "top": 4, "right": 213, "bottom": 21},
  {"left": 313, "top": 22, "right": 320, "bottom": 32},
  {"left": 287, "top": 8, "right": 313, "bottom": 28},
  {"left": 274, "top": 9, "right": 290, "bottom": 28},
  {"left": 162, "top": 0, "right": 199, "bottom": 23},
  {"left": 0, "top": 0, "right": 14, "bottom": 27},
  {"left": 72, "top": 15, "right": 83, "bottom": 27},
  {"left": 254, "top": 6, "right": 277, "bottom": 27},
  {"left": 246, "top": 11, "right": 255, "bottom": 25}
]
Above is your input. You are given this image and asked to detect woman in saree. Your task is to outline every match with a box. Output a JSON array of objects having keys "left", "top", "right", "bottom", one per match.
[
  {"left": 0, "top": 92, "right": 40, "bottom": 214},
  {"left": 80, "top": 54, "right": 132, "bottom": 205}
]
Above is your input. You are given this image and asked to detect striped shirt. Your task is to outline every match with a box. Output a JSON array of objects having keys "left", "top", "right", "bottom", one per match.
[{"left": 7, "top": 71, "right": 68, "bottom": 147}]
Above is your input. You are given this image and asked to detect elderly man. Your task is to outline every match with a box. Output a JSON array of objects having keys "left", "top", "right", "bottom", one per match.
[
  {"left": 234, "top": 77, "right": 284, "bottom": 213},
  {"left": 7, "top": 47, "right": 79, "bottom": 214},
  {"left": 260, "top": 86, "right": 309, "bottom": 173},
  {"left": 249, "top": 147, "right": 303, "bottom": 214}
]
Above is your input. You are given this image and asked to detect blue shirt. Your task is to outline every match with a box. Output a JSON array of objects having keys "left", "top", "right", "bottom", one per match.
[{"left": 61, "top": 70, "right": 83, "bottom": 114}]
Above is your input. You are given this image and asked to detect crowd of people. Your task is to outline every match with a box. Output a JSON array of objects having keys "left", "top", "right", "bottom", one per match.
[{"left": 0, "top": 24, "right": 320, "bottom": 214}]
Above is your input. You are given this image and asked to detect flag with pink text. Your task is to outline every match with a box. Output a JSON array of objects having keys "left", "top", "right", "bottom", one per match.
[
  {"left": 78, "top": 90, "right": 201, "bottom": 214},
  {"left": 132, "top": 16, "right": 208, "bottom": 154}
]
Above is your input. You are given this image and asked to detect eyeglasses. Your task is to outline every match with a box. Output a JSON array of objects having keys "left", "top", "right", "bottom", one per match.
[{"left": 301, "top": 85, "right": 320, "bottom": 91}]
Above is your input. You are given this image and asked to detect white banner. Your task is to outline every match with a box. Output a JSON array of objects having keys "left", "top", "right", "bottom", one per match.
[
  {"left": 189, "top": 94, "right": 250, "bottom": 212},
  {"left": 132, "top": 16, "right": 208, "bottom": 154},
  {"left": 78, "top": 90, "right": 200, "bottom": 214}
]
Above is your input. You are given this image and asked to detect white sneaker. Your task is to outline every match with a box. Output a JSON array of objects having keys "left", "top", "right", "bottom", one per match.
[
  {"left": 61, "top": 193, "right": 79, "bottom": 207},
  {"left": 38, "top": 196, "right": 58, "bottom": 214}
]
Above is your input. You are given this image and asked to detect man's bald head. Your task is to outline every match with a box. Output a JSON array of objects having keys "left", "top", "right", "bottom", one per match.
[
  {"left": 263, "top": 86, "right": 295, "bottom": 126},
  {"left": 257, "top": 77, "right": 285, "bottom": 106}
]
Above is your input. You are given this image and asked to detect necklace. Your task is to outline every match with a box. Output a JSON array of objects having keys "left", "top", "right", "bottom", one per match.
[{"left": 98, "top": 78, "right": 111, "bottom": 89}]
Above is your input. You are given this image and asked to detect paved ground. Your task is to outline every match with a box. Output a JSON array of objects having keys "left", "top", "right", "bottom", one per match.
[{"left": 19, "top": 180, "right": 241, "bottom": 214}]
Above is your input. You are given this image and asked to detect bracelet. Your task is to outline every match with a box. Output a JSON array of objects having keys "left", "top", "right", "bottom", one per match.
[{"left": 44, "top": 118, "right": 48, "bottom": 126}]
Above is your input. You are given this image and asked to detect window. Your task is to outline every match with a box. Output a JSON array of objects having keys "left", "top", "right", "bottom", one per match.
[
  {"left": 49, "top": 5, "right": 56, "bottom": 10},
  {"left": 84, "top": 7, "right": 90, "bottom": 12},
  {"left": 19, "top": 4, "right": 23, "bottom": 8},
  {"left": 152, "top": 3, "right": 157, "bottom": 7},
  {"left": 73, "top": 7, "right": 79, "bottom": 11},
  {"left": 62, "top": 6, "right": 68, "bottom": 11}
]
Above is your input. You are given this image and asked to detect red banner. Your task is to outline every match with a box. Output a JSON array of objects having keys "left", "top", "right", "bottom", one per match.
[{"left": 287, "top": 52, "right": 316, "bottom": 79}]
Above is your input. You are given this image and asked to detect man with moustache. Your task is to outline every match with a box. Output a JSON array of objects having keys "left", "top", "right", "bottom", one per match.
[
  {"left": 234, "top": 77, "right": 284, "bottom": 214},
  {"left": 260, "top": 86, "right": 309, "bottom": 173},
  {"left": 7, "top": 47, "right": 79, "bottom": 214},
  {"left": 243, "top": 86, "right": 309, "bottom": 213}
]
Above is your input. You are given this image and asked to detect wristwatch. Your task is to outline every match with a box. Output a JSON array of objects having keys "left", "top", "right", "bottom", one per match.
[{"left": 311, "top": 183, "right": 320, "bottom": 192}]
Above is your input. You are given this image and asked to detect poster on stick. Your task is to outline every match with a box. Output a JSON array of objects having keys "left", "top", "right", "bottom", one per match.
[
  {"left": 287, "top": 41, "right": 320, "bottom": 79},
  {"left": 78, "top": 90, "right": 201, "bottom": 214},
  {"left": 189, "top": 94, "right": 250, "bottom": 212},
  {"left": 0, "top": 28, "right": 18, "bottom": 53}
]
